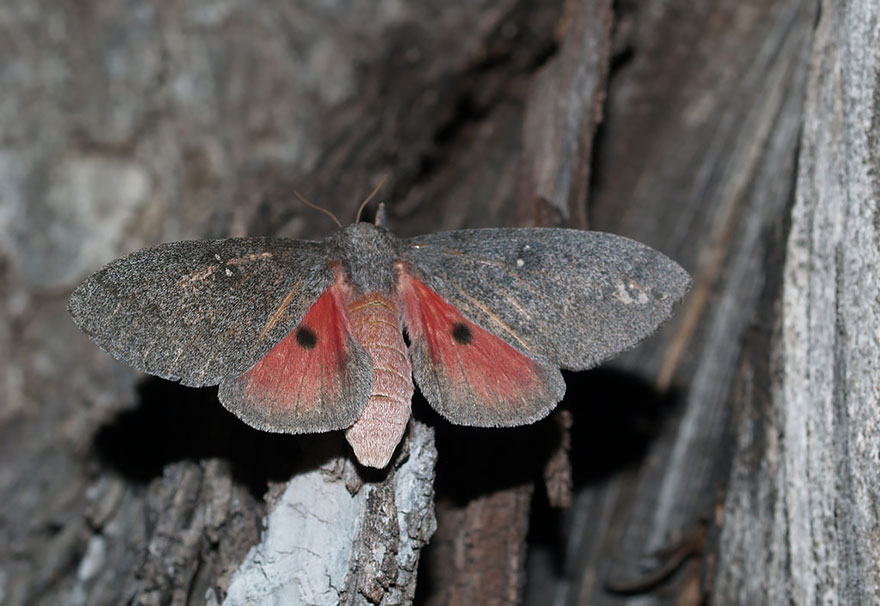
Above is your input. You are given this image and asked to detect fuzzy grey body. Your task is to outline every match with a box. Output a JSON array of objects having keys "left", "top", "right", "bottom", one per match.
[
  {"left": 69, "top": 223, "right": 691, "bottom": 466},
  {"left": 328, "top": 223, "right": 400, "bottom": 294}
]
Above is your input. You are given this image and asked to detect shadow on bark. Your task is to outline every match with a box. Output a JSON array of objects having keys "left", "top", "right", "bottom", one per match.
[
  {"left": 415, "top": 365, "right": 681, "bottom": 602},
  {"left": 92, "top": 378, "right": 331, "bottom": 498}
]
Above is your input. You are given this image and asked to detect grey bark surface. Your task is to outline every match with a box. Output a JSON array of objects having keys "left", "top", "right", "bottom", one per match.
[
  {"left": 220, "top": 423, "right": 436, "bottom": 606},
  {"left": 714, "top": 1, "right": 880, "bottom": 603},
  {"left": 525, "top": 0, "right": 820, "bottom": 604},
  {"left": 4, "top": 1, "right": 876, "bottom": 605}
]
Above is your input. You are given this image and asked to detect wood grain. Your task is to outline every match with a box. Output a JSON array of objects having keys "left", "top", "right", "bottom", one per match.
[
  {"left": 525, "top": 1, "right": 819, "bottom": 604},
  {"left": 714, "top": 1, "right": 880, "bottom": 602}
]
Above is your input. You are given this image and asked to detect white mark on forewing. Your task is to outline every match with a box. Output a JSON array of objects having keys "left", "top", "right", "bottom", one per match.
[
  {"left": 613, "top": 283, "right": 634, "bottom": 304},
  {"left": 613, "top": 281, "right": 650, "bottom": 305}
]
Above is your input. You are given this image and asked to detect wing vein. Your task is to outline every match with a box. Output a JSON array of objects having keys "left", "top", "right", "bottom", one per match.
[
  {"left": 259, "top": 280, "right": 302, "bottom": 341},
  {"left": 450, "top": 285, "right": 532, "bottom": 352}
]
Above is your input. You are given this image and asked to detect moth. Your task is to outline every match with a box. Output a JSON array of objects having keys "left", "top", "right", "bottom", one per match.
[{"left": 69, "top": 214, "right": 690, "bottom": 468}]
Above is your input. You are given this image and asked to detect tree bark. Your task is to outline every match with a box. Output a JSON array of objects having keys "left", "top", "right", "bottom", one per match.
[
  {"left": 4, "top": 1, "right": 878, "bottom": 605},
  {"left": 714, "top": 1, "right": 880, "bottom": 603},
  {"left": 525, "top": 0, "right": 819, "bottom": 603},
  {"left": 220, "top": 425, "right": 436, "bottom": 606}
]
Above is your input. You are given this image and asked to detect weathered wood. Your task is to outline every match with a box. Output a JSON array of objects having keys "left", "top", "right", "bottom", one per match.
[
  {"left": 424, "top": 485, "right": 535, "bottom": 606},
  {"left": 220, "top": 423, "right": 436, "bottom": 605},
  {"left": 714, "top": 1, "right": 880, "bottom": 602},
  {"left": 525, "top": 0, "right": 818, "bottom": 603}
]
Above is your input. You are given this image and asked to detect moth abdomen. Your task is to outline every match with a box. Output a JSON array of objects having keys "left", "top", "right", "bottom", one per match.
[{"left": 344, "top": 293, "right": 413, "bottom": 468}]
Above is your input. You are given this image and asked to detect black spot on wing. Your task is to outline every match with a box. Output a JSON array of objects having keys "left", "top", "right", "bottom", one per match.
[
  {"left": 451, "top": 323, "right": 472, "bottom": 345},
  {"left": 295, "top": 326, "right": 318, "bottom": 349}
]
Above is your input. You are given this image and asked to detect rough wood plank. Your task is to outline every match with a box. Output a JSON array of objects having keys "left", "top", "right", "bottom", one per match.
[
  {"left": 517, "top": 0, "right": 613, "bottom": 228},
  {"left": 714, "top": 1, "right": 880, "bottom": 602}
]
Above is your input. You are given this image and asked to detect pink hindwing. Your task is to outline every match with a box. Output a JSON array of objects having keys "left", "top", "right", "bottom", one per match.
[
  {"left": 398, "top": 269, "right": 564, "bottom": 427},
  {"left": 219, "top": 283, "right": 372, "bottom": 434}
]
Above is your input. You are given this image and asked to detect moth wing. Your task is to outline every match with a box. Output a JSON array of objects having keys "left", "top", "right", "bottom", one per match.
[
  {"left": 400, "top": 228, "right": 690, "bottom": 425},
  {"left": 69, "top": 237, "right": 336, "bottom": 387},
  {"left": 70, "top": 237, "right": 373, "bottom": 432},
  {"left": 218, "top": 282, "right": 374, "bottom": 433},
  {"left": 399, "top": 270, "right": 565, "bottom": 427},
  {"left": 403, "top": 228, "right": 691, "bottom": 370}
]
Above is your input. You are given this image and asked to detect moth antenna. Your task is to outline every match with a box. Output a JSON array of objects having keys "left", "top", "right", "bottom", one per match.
[
  {"left": 355, "top": 174, "right": 389, "bottom": 223},
  {"left": 295, "top": 190, "right": 343, "bottom": 228},
  {"left": 374, "top": 203, "right": 388, "bottom": 228}
]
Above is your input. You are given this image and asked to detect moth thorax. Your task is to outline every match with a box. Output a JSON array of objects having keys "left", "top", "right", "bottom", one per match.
[{"left": 344, "top": 292, "right": 413, "bottom": 468}]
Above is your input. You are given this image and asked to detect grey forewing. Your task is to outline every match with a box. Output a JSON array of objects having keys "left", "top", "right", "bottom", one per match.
[
  {"left": 402, "top": 228, "right": 691, "bottom": 370},
  {"left": 68, "top": 237, "right": 333, "bottom": 386}
]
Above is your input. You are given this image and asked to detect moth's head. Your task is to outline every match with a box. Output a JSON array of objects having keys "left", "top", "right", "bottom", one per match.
[{"left": 328, "top": 222, "right": 400, "bottom": 293}]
